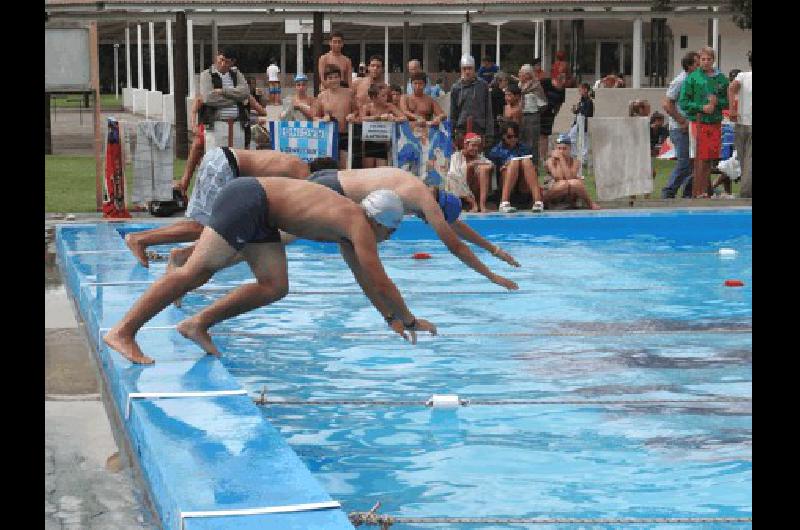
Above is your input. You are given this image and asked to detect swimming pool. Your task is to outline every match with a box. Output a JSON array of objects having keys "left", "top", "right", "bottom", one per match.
[{"left": 60, "top": 208, "right": 751, "bottom": 529}]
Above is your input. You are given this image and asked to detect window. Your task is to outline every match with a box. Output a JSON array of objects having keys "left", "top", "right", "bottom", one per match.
[{"left": 680, "top": 35, "right": 688, "bottom": 49}]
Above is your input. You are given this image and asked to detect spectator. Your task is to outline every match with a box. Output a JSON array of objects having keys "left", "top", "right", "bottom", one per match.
[
  {"left": 538, "top": 77, "right": 565, "bottom": 165},
  {"left": 568, "top": 82, "right": 594, "bottom": 164},
  {"left": 489, "top": 72, "right": 510, "bottom": 130},
  {"left": 450, "top": 54, "right": 495, "bottom": 148},
  {"left": 543, "top": 134, "right": 600, "bottom": 210},
  {"left": 661, "top": 51, "right": 700, "bottom": 199},
  {"left": 490, "top": 122, "right": 543, "bottom": 213},
  {"left": 280, "top": 73, "right": 316, "bottom": 121},
  {"left": 356, "top": 62, "right": 367, "bottom": 78},
  {"left": 198, "top": 48, "right": 250, "bottom": 151},
  {"left": 266, "top": 58, "right": 281, "bottom": 105},
  {"left": 518, "top": 64, "right": 546, "bottom": 162},
  {"left": 594, "top": 71, "right": 625, "bottom": 90},
  {"left": 318, "top": 31, "right": 353, "bottom": 88},
  {"left": 628, "top": 99, "right": 651, "bottom": 117},
  {"left": 502, "top": 84, "right": 523, "bottom": 127},
  {"left": 728, "top": 51, "right": 751, "bottom": 198},
  {"left": 550, "top": 50, "right": 570, "bottom": 89},
  {"left": 389, "top": 84, "right": 403, "bottom": 107},
  {"left": 315, "top": 64, "right": 358, "bottom": 169},
  {"left": 649, "top": 112, "right": 669, "bottom": 156},
  {"left": 429, "top": 78, "right": 444, "bottom": 97},
  {"left": 405, "top": 59, "right": 437, "bottom": 96},
  {"left": 446, "top": 132, "right": 493, "bottom": 212},
  {"left": 360, "top": 83, "right": 406, "bottom": 168},
  {"left": 478, "top": 56, "right": 499, "bottom": 85},
  {"left": 353, "top": 55, "right": 386, "bottom": 107},
  {"left": 532, "top": 57, "right": 546, "bottom": 81},
  {"left": 679, "top": 46, "right": 729, "bottom": 198},
  {"left": 399, "top": 72, "right": 446, "bottom": 125}
]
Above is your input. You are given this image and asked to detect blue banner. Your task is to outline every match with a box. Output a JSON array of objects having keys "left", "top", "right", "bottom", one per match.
[
  {"left": 269, "top": 120, "right": 339, "bottom": 161},
  {"left": 393, "top": 120, "right": 453, "bottom": 186}
]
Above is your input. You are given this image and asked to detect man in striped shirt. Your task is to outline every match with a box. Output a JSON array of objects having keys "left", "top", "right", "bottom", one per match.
[{"left": 198, "top": 48, "right": 250, "bottom": 151}]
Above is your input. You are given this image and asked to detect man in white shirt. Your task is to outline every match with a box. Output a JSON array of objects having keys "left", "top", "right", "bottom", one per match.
[
  {"left": 198, "top": 48, "right": 250, "bottom": 151},
  {"left": 266, "top": 59, "right": 281, "bottom": 105},
  {"left": 728, "top": 51, "right": 752, "bottom": 198}
]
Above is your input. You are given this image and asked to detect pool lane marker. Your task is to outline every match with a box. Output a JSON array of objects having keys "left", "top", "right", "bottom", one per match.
[
  {"left": 179, "top": 501, "right": 342, "bottom": 530},
  {"left": 125, "top": 390, "right": 248, "bottom": 420}
]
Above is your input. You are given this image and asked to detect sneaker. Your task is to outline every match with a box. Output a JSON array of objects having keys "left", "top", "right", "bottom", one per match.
[
  {"left": 499, "top": 201, "right": 517, "bottom": 213},
  {"left": 531, "top": 201, "right": 544, "bottom": 213}
]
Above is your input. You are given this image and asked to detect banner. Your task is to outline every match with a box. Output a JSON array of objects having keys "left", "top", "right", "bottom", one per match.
[
  {"left": 393, "top": 120, "right": 454, "bottom": 186},
  {"left": 270, "top": 120, "right": 339, "bottom": 161}
]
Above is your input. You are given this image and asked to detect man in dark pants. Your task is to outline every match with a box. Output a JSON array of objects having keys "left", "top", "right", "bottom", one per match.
[
  {"left": 661, "top": 51, "right": 699, "bottom": 198},
  {"left": 449, "top": 54, "right": 494, "bottom": 148}
]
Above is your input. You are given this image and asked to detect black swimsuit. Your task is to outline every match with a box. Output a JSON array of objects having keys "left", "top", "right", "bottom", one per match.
[
  {"left": 308, "top": 169, "right": 346, "bottom": 196},
  {"left": 207, "top": 177, "right": 281, "bottom": 251}
]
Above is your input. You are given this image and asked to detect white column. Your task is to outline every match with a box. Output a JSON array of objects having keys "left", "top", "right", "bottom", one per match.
[
  {"left": 137, "top": 24, "right": 143, "bottom": 89},
  {"left": 187, "top": 19, "right": 195, "bottom": 97},
  {"left": 495, "top": 24, "right": 501, "bottom": 67},
  {"left": 632, "top": 17, "right": 642, "bottom": 89},
  {"left": 595, "top": 41, "right": 601, "bottom": 79},
  {"left": 280, "top": 41, "right": 286, "bottom": 78},
  {"left": 462, "top": 21, "right": 471, "bottom": 58},
  {"left": 360, "top": 40, "right": 366, "bottom": 65},
  {"left": 534, "top": 20, "right": 540, "bottom": 58},
  {"left": 296, "top": 33, "right": 304, "bottom": 74},
  {"left": 113, "top": 43, "right": 119, "bottom": 98},
  {"left": 712, "top": 7, "right": 720, "bottom": 62},
  {"left": 166, "top": 19, "right": 174, "bottom": 95},
  {"left": 541, "top": 21, "right": 549, "bottom": 69},
  {"left": 125, "top": 26, "right": 131, "bottom": 88},
  {"left": 149, "top": 22, "right": 156, "bottom": 91},
  {"left": 384, "top": 25, "right": 389, "bottom": 84},
  {"left": 211, "top": 19, "right": 218, "bottom": 57},
  {"left": 556, "top": 19, "right": 561, "bottom": 51}
]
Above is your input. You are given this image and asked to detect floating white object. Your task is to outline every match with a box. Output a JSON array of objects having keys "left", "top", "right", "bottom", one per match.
[
  {"left": 426, "top": 394, "right": 462, "bottom": 409},
  {"left": 718, "top": 248, "right": 738, "bottom": 257}
]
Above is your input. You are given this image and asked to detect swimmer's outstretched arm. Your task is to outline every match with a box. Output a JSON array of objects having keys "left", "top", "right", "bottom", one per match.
[
  {"left": 451, "top": 220, "right": 520, "bottom": 267},
  {"left": 421, "top": 204, "right": 519, "bottom": 290}
]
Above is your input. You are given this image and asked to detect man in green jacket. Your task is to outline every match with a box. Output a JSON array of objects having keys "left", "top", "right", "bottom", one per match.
[{"left": 678, "top": 46, "right": 729, "bottom": 198}]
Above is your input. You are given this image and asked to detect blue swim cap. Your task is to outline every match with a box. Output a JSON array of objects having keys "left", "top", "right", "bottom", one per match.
[
  {"left": 438, "top": 190, "right": 462, "bottom": 223},
  {"left": 556, "top": 133, "right": 572, "bottom": 145}
]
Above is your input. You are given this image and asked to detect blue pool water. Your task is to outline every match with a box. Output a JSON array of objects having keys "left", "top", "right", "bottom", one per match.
[
  {"left": 167, "top": 210, "right": 751, "bottom": 527},
  {"left": 66, "top": 209, "right": 751, "bottom": 528}
]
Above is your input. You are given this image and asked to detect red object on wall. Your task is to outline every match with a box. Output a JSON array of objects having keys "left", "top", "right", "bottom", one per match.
[
  {"left": 412, "top": 252, "right": 432, "bottom": 260},
  {"left": 724, "top": 279, "right": 744, "bottom": 287}
]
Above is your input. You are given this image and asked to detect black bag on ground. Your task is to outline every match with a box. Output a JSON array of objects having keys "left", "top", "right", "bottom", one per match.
[{"left": 148, "top": 189, "right": 188, "bottom": 217}]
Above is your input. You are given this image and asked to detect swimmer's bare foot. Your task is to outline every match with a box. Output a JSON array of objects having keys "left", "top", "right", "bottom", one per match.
[
  {"left": 125, "top": 233, "right": 149, "bottom": 268},
  {"left": 103, "top": 327, "right": 155, "bottom": 365},
  {"left": 177, "top": 318, "right": 221, "bottom": 357}
]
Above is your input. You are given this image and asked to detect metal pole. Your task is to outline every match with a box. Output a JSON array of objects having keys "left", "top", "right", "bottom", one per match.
[
  {"left": 534, "top": 20, "right": 540, "bottom": 59},
  {"left": 167, "top": 19, "right": 174, "bottom": 95},
  {"left": 312, "top": 13, "right": 323, "bottom": 95},
  {"left": 149, "top": 22, "right": 156, "bottom": 91},
  {"left": 90, "top": 22, "right": 103, "bottom": 211},
  {"left": 496, "top": 24, "right": 501, "bottom": 68},
  {"left": 125, "top": 26, "right": 131, "bottom": 88},
  {"left": 211, "top": 19, "right": 218, "bottom": 58},
  {"left": 114, "top": 43, "right": 120, "bottom": 99},
  {"left": 384, "top": 25, "right": 389, "bottom": 85},
  {"left": 402, "top": 21, "right": 409, "bottom": 90},
  {"left": 297, "top": 33, "right": 304, "bottom": 75},
  {"left": 137, "top": 24, "right": 143, "bottom": 89},
  {"left": 187, "top": 18, "right": 195, "bottom": 97},
  {"left": 174, "top": 12, "right": 189, "bottom": 158}
]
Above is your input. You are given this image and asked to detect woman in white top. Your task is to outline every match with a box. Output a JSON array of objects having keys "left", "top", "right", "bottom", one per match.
[{"left": 446, "top": 133, "right": 494, "bottom": 212}]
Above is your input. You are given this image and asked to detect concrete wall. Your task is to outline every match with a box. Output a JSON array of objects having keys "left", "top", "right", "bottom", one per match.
[
  {"left": 552, "top": 88, "right": 669, "bottom": 134},
  {"left": 668, "top": 18, "right": 751, "bottom": 77}
]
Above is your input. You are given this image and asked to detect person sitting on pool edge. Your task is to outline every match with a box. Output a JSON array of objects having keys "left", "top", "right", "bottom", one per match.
[
  {"left": 104, "top": 177, "right": 437, "bottom": 364},
  {"left": 291, "top": 159, "right": 521, "bottom": 290},
  {"left": 543, "top": 134, "right": 600, "bottom": 210},
  {"left": 123, "top": 147, "right": 310, "bottom": 268}
]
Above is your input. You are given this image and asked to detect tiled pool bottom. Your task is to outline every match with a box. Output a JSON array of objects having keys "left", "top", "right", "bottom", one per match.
[{"left": 58, "top": 209, "right": 751, "bottom": 529}]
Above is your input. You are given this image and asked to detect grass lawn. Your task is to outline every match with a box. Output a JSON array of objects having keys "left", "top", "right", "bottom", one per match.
[
  {"left": 50, "top": 93, "right": 124, "bottom": 110},
  {"left": 45, "top": 154, "right": 740, "bottom": 212},
  {"left": 45, "top": 155, "right": 186, "bottom": 213}
]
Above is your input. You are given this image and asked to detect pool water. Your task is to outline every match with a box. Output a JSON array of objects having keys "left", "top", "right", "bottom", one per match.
[{"left": 148, "top": 210, "right": 752, "bottom": 527}]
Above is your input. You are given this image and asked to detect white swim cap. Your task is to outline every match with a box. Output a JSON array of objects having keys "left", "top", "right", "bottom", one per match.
[
  {"left": 361, "top": 189, "right": 404, "bottom": 230},
  {"left": 460, "top": 54, "right": 476, "bottom": 68}
]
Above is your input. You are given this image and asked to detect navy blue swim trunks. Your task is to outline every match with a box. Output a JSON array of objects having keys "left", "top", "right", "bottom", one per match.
[
  {"left": 207, "top": 177, "right": 281, "bottom": 251},
  {"left": 308, "top": 169, "right": 345, "bottom": 196}
]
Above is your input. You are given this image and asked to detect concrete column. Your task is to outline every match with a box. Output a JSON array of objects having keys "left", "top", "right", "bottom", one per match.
[
  {"left": 187, "top": 18, "right": 194, "bottom": 97},
  {"left": 541, "top": 20, "right": 549, "bottom": 69},
  {"left": 462, "top": 21, "right": 471, "bottom": 58},
  {"left": 167, "top": 19, "right": 174, "bottom": 95},
  {"left": 632, "top": 17, "right": 642, "bottom": 89},
  {"left": 125, "top": 26, "right": 131, "bottom": 88},
  {"left": 712, "top": 7, "right": 720, "bottom": 62},
  {"left": 280, "top": 41, "right": 286, "bottom": 78},
  {"left": 556, "top": 19, "right": 561, "bottom": 52},
  {"left": 137, "top": 24, "right": 143, "bottom": 89},
  {"left": 384, "top": 25, "right": 389, "bottom": 84},
  {"left": 211, "top": 19, "right": 218, "bottom": 57},
  {"left": 312, "top": 13, "right": 323, "bottom": 95},
  {"left": 296, "top": 33, "right": 303, "bottom": 74},
  {"left": 402, "top": 21, "right": 409, "bottom": 89},
  {"left": 495, "top": 24, "right": 501, "bottom": 67},
  {"left": 534, "top": 20, "right": 540, "bottom": 58},
  {"left": 595, "top": 41, "right": 601, "bottom": 79},
  {"left": 149, "top": 22, "right": 156, "bottom": 91}
]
